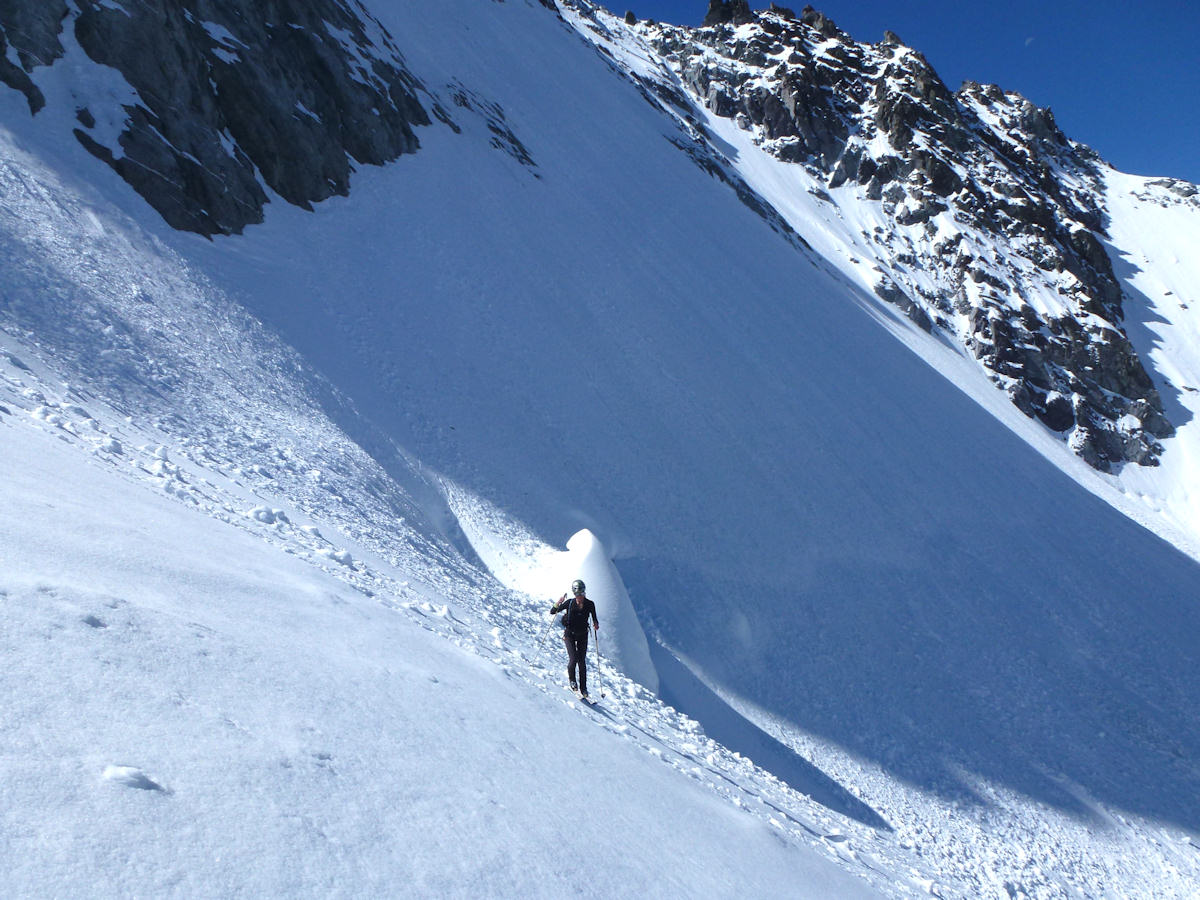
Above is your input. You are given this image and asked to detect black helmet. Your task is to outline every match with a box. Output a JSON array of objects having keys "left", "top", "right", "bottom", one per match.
[{"left": 571, "top": 579, "right": 586, "bottom": 595}]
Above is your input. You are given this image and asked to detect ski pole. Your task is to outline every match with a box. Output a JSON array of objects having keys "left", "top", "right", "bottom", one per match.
[{"left": 594, "top": 626, "right": 605, "bottom": 698}]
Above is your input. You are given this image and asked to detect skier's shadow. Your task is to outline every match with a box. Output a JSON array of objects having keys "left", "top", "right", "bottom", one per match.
[{"left": 648, "top": 640, "right": 892, "bottom": 831}]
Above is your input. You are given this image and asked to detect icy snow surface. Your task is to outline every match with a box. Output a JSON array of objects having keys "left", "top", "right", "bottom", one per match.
[{"left": 1, "top": 0, "right": 1199, "bottom": 897}]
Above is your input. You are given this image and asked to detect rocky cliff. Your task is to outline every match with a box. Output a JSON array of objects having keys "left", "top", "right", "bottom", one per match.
[
  {"left": 584, "top": 2, "right": 1175, "bottom": 471},
  {"left": 0, "top": 0, "right": 431, "bottom": 236}
]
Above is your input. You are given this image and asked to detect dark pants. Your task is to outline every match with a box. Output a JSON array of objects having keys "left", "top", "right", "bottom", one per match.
[{"left": 564, "top": 631, "right": 589, "bottom": 692}]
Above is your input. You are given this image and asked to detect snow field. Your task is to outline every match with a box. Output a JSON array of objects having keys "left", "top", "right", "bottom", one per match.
[{"left": 586, "top": 1, "right": 1200, "bottom": 562}]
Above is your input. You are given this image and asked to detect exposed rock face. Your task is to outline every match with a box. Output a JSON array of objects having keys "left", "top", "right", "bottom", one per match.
[
  {"left": 703, "top": 1, "right": 754, "bottom": 28},
  {"left": 0, "top": 0, "right": 68, "bottom": 113},
  {"left": 0, "top": 0, "right": 431, "bottom": 236},
  {"left": 596, "top": 2, "right": 1175, "bottom": 470}
]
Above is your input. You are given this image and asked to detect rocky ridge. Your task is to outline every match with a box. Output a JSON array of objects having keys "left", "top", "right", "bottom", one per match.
[
  {"left": 586, "top": 1, "right": 1176, "bottom": 470},
  {"left": 0, "top": 0, "right": 432, "bottom": 236}
]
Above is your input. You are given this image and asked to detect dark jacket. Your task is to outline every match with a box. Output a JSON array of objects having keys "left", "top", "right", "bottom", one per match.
[{"left": 552, "top": 597, "right": 598, "bottom": 637}]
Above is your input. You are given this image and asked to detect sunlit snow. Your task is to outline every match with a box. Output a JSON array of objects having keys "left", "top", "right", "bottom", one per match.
[{"left": 2, "top": 1, "right": 1199, "bottom": 897}]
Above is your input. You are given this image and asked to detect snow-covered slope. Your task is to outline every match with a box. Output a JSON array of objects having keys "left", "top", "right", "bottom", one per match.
[
  {"left": 1102, "top": 171, "right": 1200, "bottom": 545},
  {"left": 0, "top": 385, "right": 882, "bottom": 898},
  {"left": 2, "top": 1, "right": 1200, "bottom": 897}
]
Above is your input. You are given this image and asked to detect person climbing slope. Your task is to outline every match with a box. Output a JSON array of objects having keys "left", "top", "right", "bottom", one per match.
[{"left": 550, "top": 579, "right": 599, "bottom": 699}]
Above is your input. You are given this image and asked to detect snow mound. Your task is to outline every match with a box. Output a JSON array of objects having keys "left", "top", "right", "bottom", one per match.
[
  {"left": 440, "top": 481, "right": 657, "bottom": 691},
  {"left": 247, "top": 505, "right": 290, "bottom": 525}
]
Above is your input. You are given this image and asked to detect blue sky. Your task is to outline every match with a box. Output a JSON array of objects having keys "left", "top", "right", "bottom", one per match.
[{"left": 622, "top": 0, "right": 1200, "bottom": 184}]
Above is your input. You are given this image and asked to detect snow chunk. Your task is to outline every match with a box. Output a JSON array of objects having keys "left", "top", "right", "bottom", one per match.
[
  {"left": 317, "top": 547, "right": 355, "bottom": 568},
  {"left": 5, "top": 352, "right": 31, "bottom": 371},
  {"left": 101, "top": 765, "right": 166, "bottom": 792},
  {"left": 31, "top": 405, "right": 68, "bottom": 427},
  {"left": 247, "top": 506, "right": 290, "bottom": 525}
]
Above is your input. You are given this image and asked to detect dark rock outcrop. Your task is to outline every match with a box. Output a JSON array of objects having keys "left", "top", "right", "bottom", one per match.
[
  {"left": 1, "top": 0, "right": 431, "bottom": 236},
  {"left": 0, "top": 1, "right": 68, "bottom": 113},
  {"left": 703, "top": 1, "right": 754, "bottom": 28}
]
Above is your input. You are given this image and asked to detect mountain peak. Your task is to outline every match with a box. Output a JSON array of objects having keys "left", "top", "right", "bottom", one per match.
[{"left": 702, "top": 0, "right": 755, "bottom": 27}]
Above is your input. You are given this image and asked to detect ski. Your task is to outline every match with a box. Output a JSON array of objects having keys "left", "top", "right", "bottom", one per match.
[{"left": 565, "top": 684, "right": 595, "bottom": 705}]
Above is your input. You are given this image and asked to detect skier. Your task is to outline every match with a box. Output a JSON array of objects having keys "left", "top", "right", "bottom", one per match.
[{"left": 550, "top": 579, "right": 599, "bottom": 698}]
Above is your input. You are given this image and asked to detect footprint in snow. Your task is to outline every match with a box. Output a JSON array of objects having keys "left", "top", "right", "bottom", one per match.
[
  {"left": 102, "top": 765, "right": 167, "bottom": 792},
  {"left": 313, "top": 752, "right": 335, "bottom": 771},
  {"left": 81, "top": 615, "right": 107, "bottom": 629}
]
